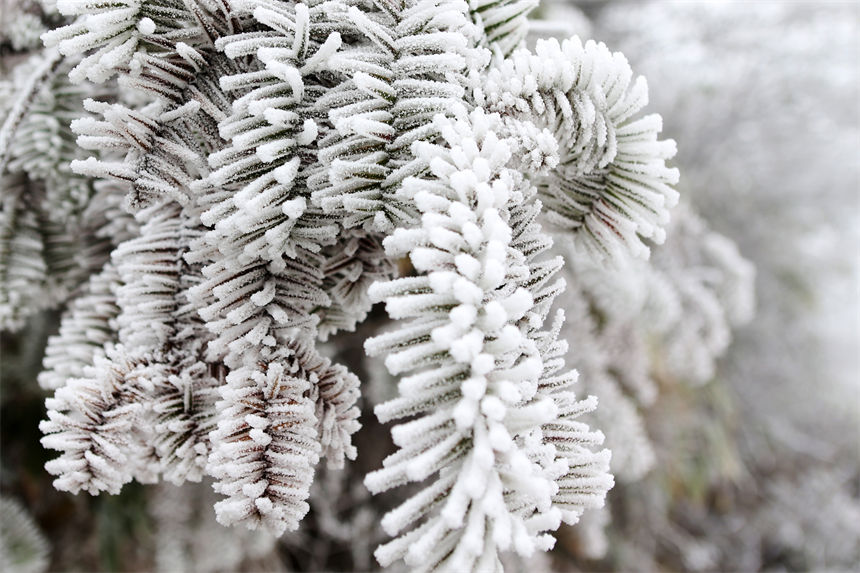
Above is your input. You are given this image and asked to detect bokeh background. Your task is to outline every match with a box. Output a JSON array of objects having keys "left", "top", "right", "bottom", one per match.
[{"left": 1, "top": 0, "right": 858, "bottom": 571}]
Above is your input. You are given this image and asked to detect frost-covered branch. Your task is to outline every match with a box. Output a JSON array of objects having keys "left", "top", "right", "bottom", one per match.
[
  {"left": 364, "top": 107, "right": 612, "bottom": 570},
  {"left": 478, "top": 37, "right": 680, "bottom": 262}
]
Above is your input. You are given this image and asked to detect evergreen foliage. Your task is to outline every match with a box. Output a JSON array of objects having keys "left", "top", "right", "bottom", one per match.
[{"left": 0, "top": 0, "right": 693, "bottom": 569}]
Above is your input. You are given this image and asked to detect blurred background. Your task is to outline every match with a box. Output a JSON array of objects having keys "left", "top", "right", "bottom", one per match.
[{"left": 1, "top": 0, "right": 858, "bottom": 571}]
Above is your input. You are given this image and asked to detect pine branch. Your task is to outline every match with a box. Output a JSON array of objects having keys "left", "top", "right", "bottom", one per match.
[
  {"left": 284, "top": 338, "right": 361, "bottom": 468},
  {"left": 111, "top": 201, "right": 222, "bottom": 483},
  {"left": 39, "top": 261, "right": 122, "bottom": 390},
  {"left": 0, "top": 49, "right": 63, "bottom": 176},
  {"left": 40, "top": 344, "right": 156, "bottom": 494},
  {"left": 648, "top": 206, "right": 755, "bottom": 384},
  {"left": 187, "top": 0, "right": 343, "bottom": 367},
  {"left": 364, "top": 107, "right": 612, "bottom": 570},
  {"left": 478, "top": 37, "right": 680, "bottom": 262},
  {"left": 313, "top": 0, "right": 487, "bottom": 232},
  {"left": 469, "top": 0, "right": 538, "bottom": 56},
  {"left": 0, "top": 175, "right": 49, "bottom": 331},
  {"left": 41, "top": 0, "right": 199, "bottom": 84},
  {"left": 71, "top": 96, "right": 211, "bottom": 208},
  {"left": 5, "top": 55, "right": 101, "bottom": 222},
  {"left": 207, "top": 349, "right": 321, "bottom": 535}
]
